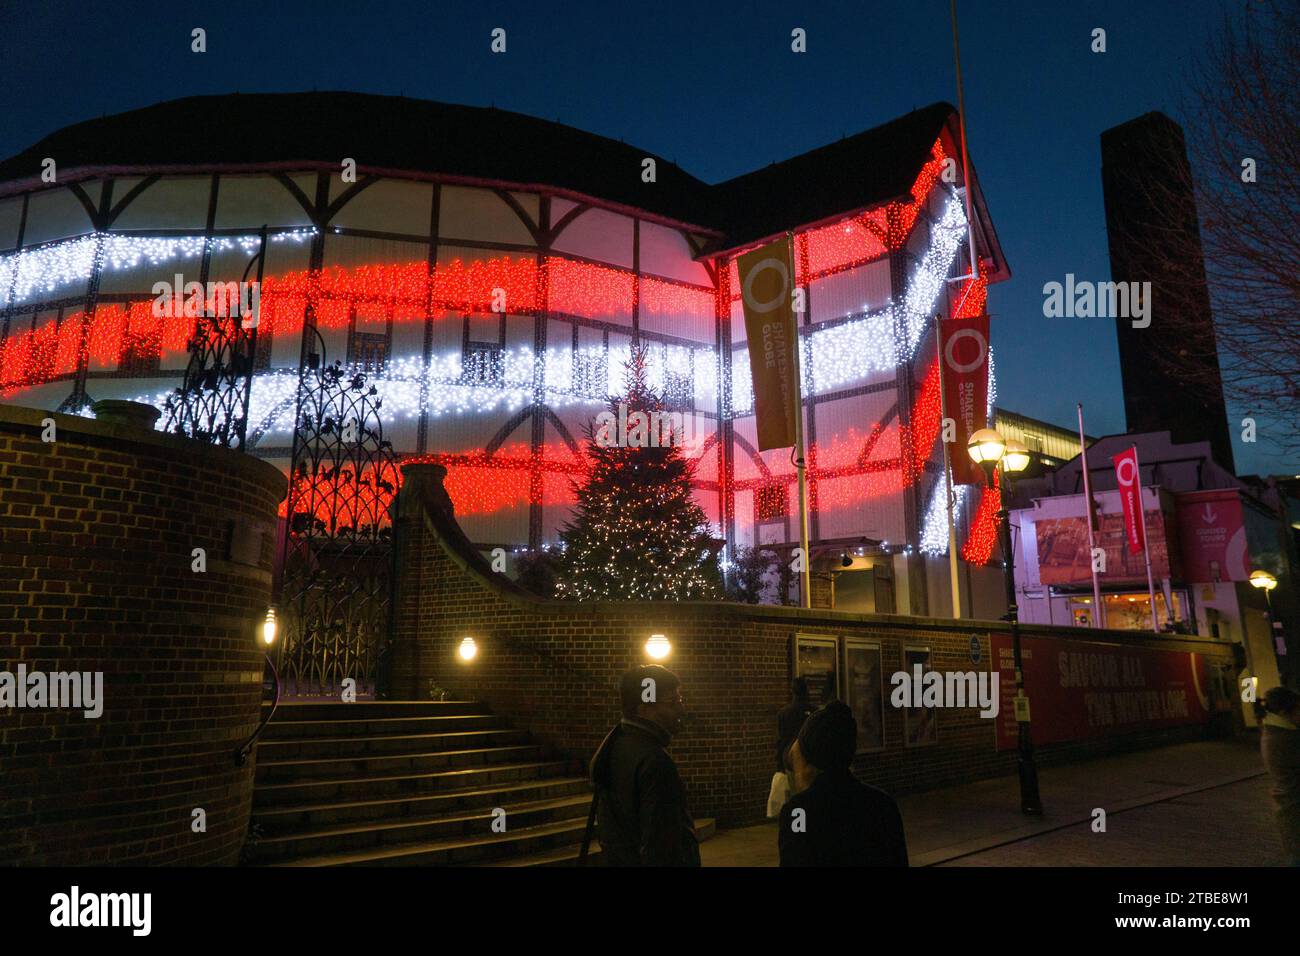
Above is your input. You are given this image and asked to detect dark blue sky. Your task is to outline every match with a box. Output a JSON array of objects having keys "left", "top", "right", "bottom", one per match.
[{"left": 2, "top": 0, "right": 1285, "bottom": 473}]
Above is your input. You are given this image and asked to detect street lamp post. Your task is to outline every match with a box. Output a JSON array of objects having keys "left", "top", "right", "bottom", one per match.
[
  {"left": 968, "top": 429, "right": 1042, "bottom": 815},
  {"left": 1250, "top": 569, "right": 1281, "bottom": 658}
]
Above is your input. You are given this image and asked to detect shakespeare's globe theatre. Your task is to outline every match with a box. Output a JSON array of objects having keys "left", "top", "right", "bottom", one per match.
[{"left": 0, "top": 93, "right": 1009, "bottom": 613}]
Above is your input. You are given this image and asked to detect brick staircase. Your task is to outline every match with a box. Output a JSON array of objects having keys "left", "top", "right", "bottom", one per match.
[{"left": 245, "top": 700, "right": 714, "bottom": 866}]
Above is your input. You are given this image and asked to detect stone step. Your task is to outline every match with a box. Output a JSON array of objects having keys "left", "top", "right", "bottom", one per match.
[
  {"left": 256, "top": 728, "right": 530, "bottom": 760},
  {"left": 477, "top": 818, "right": 717, "bottom": 867},
  {"left": 252, "top": 776, "right": 592, "bottom": 831},
  {"left": 260, "top": 714, "right": 508, "bottom": 740},
  {"left": 481, "top": 844, "right": 604, "bottom": 867},
  {"left": 265, "top": 817, "right": 592, "bottom": 867},
  {"left": 250, "top": 794, "right": 592, "bottom": 863},
  {"left": 264, "top": 700, "right": 486, "bottom": 721},
  {"left": 253, "top": 760, "right": 573, "bottom": 806},
  {"left": 255, "top": 744, "right": 547, "bottom": 783}
]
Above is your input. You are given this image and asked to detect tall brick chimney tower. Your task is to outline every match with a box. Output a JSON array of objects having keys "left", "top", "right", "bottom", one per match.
[{"left": 1100, "top": 111, "right": 1236, "bottom": 473}]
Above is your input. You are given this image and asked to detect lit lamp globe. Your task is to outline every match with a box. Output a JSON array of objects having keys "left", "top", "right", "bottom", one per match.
[
  {"left": 967, "top": 428, "right": 1006, "bottom": 467},
  {"left": 1002, "top": 439, "right": 1031, "bottom": 474},
  {"left": 1249, "top": 570, "right": 1278, "bottom": 591},
  {"left": 458, "top": 636, "right": 478, "bottom": 662},
  {"left": 645, "top": 634, "right": 672, "bottom": 660},
  {"left": 260, "top": 606, "right": 278, "bottom": 647}
]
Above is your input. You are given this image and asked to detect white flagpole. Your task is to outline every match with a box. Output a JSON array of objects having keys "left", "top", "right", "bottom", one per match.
[
  {"left": 1077, "top": 404, "right": 1104, "bottom": 628},
  {"left": 950, "top": 0, "right": 978, "bottom": 282},
  {"left": 1131, "top": 445, "right": 1160, "bottom": 632},
  {"left": 942, "top": 0, "right": 976, "bottom": 617},
  {"left": 788, "top": 232, "right": 812, "bottom": 609},
  {"left": 936, "top": 317, "right": 962, "bottom": 618}
]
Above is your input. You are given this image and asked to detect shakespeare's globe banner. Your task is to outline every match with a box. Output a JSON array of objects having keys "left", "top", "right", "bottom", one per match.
[
  {"left": 736, "top": 238, "right": 799, "bottom": 451},
  {"left": 939, "top": 309, "right": 991, "bottom": 486}
]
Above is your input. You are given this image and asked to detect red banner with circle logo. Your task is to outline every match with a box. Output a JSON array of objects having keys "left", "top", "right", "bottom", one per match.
[
  {"left": 939, "top": 312, "right": 990, "bottom": 485},
  {"left": 1112, "top": 447, "right": 1146, "bottom": 554}
]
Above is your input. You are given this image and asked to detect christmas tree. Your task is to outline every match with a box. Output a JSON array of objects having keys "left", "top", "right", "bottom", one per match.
[{"left": 554, "top": 348, "right": 722, "bottom": 601}]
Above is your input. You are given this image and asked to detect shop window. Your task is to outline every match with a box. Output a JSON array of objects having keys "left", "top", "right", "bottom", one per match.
[
  {"left": 573, "top": 349, "right": 608, "bottom": 399},
  {"left": 461, "top": 342, "right": 504, "bottom": 387},
  {"left": 349, "top": 331, "right": 388, "bottom": 373}
]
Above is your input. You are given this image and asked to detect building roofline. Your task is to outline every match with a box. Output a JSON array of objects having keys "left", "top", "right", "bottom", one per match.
[{"left": 0, "top": 92, "right": 1007, "bottom": 271}]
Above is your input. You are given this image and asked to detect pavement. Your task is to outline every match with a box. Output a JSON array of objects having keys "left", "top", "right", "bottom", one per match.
[{"left": 700, "top": 734, "right": 1286, "bottom": 866}]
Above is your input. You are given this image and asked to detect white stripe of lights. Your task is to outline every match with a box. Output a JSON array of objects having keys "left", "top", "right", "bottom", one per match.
[
  {"left": 730, "top": 193, "right": 968, "bottom": 415},
  {"left": 0, "top": 230, "right": 316, "bottom": 306}
]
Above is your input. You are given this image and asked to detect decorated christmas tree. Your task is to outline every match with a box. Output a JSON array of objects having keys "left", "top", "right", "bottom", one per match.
[{"left": 554, "top": 348, "right": 721, "bottom": 601}]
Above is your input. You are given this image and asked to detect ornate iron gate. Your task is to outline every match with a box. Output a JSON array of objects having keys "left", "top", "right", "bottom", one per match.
[
  {"left": 160, "top": 226, "right": 267, "bottom": 448},
  {"left": 277, "top": 329, "right": 400, "bottom": 698}
]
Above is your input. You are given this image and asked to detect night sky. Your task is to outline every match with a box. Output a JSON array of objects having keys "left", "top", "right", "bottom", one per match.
[{"left": 2, "top": 0, "right": 1285, "bottom": 474}]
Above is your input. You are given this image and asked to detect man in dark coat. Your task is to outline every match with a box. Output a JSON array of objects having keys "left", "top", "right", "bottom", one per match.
[
  {"left": 775, "top": 678, "right": 814, "bottom": 773},
  {"left": 589, "top": 665, "right": 701, "bottom": 866},
  {"left": 779, "top": 700, "right": 908, "bottom": 867}
]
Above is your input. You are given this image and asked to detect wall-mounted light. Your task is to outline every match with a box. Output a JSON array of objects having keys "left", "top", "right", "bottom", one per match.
[
  {"left": 261, "top": 606, "right": 278, "bottom": 647},
  {"left": 645, "top": 634, "right": 671, "bottom": 660},
  {"left": 458, "top": 636, "right": 478, "bottom": 662}
]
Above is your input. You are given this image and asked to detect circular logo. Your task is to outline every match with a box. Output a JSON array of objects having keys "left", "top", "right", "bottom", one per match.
[
  {"left": 741, "top": 257, "right": 789, "bottom": 314},
  {"left": 944, "top": 327, "right": 987, "bottom": 374},
  {"left": 1115, "top": 456, "right": 1137, "bottom": 487}
]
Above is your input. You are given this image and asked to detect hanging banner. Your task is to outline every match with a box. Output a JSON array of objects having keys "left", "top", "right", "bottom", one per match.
[
  {"left": 736, "top": 239, "right": 799, "bottom": 451},
  {"left": 939, "top": 311, "right": 990, "bottom": 485},
  {"left": 1112, "top": 447, "right": 1146, "bottom": 555}
]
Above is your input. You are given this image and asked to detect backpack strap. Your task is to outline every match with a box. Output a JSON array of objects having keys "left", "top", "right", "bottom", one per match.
[{"left": 579, "top": 723, "right": 621, "bottom": 867}]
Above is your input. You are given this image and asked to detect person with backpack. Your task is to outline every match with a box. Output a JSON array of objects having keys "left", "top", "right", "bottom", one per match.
[{"left": 585, "top": 665, "right": 700, "bottom": 866}]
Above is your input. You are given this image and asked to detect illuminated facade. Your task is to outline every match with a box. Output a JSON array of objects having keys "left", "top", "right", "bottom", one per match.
[{"left": 0, "top": 94, "right": 1010, "bottom": 612}]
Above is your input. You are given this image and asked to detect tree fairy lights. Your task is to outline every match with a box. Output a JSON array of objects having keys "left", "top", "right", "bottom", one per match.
[{"left": 554, "top": 350, "right": 721, "bottom": 601}]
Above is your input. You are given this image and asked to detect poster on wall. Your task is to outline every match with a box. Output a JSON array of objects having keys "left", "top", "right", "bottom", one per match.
[
  {"left": 903, "top": 645, "right": 938, "bottom": 747},
  {"left": 991, "top": 633, "right": 1214, "bottom": 751},
  {"left": 1176, "top": 490, "right": 1249, "bottom": 582},
  {"left": 843, "top": 638, "right": 885, "bottom": 752},
  {"left": 1035, "top": 511, "right": 1174, "bottom": 586},
  {"left": 794, "top": 634, "right": 839, "bottom": 706}
]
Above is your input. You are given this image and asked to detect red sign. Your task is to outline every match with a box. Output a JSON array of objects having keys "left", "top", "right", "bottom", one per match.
[
  {"left": 992, "top": 634, "right": 1213, "bottom": 751},
  {"left": 1112, "top": 447, "right": 1146, "bottom": 554},
  {"left": 939, "top": 311, "right": 990, "bottom": 485},
  {"left": 1176, "top": 490, "right": 1249, "bottom": 583}
]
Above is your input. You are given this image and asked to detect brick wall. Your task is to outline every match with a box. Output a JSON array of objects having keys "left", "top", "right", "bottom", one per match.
[
  {"left": 392, "top": 462, "right": 1235, "bottom": 827},
  {"left": 0, "top": 404, "right": 285, "bottom": 865}
]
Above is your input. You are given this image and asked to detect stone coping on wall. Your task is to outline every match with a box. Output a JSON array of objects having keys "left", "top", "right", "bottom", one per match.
[
  {"left": 0, "top": 402, "right": 287, "bottom": 499},
  {"left": 400, "top": 461, "right": 1229, "bottom": 653}
]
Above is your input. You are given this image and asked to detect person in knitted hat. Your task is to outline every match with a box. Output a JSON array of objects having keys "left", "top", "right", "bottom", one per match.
[{"left": 778, "top": 700, "right": 909, "bottom": 866}]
